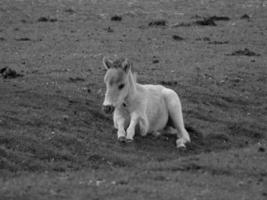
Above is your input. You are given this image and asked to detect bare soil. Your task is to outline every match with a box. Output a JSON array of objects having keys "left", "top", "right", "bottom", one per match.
[{"left": 0, "top": 0, "right": 267, "bottom": 199}]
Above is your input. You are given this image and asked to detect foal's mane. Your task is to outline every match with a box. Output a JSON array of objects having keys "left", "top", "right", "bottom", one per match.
[
  {"left": 111, "top": 57, "right": 138, "bottom": 84},
  {"left": 111, "top": 58, "right": 127, "bottom": 69},
  {"left": 131, "top": 71, "right": 137, "bottom": 83}
]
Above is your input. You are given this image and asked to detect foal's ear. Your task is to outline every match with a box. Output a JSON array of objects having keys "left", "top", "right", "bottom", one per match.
[
  {"left": 122, "top": 58, "right": 131, "bottom": 73},
  {"left": 103, "top": 57, "right": 113, "bottom": 70}
]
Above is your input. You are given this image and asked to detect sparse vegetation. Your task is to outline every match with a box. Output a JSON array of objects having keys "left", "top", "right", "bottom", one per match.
[{"left": 0, "top": 0, "right": 266, "bottom": 199}]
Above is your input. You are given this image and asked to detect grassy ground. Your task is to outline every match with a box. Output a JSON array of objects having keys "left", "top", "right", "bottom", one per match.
[{"left": 0, "top": 0, "right": 266, "bottom": 199}]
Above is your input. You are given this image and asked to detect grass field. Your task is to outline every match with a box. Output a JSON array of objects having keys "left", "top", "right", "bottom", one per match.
[{"left": 0, "top": 0, "right": 267, "bottom": 199}]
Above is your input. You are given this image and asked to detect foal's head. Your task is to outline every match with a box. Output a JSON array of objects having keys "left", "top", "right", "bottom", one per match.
[{"left": 102, "top": 57, "right": 132, "bottom": 114}]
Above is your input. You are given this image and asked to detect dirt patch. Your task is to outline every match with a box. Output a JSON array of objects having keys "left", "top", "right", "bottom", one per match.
[
  {"left": 173, "top": 16, "right": 230, "bottom": 27},
  {"left": 240, "top": 14, "right": 250, "bottom": 20},
  {"left": 148, "top": 19, "right": 167, "bottom": 27},
  {"left": 227, "top": 48, "right": 261, "bottom": 56},
  {"left": 64, "top": 8, "right": 75, "bottom": 14},
  {"left": 209, "top": 16, "right": 230, "bottom": 21},
  {"left": 208, "top": 41, "right": 229, "bottom": 44},
  {"left": 0, "top": 67, "right": 23, "bottom": 79},
  {"left": 160, "top": 80, "right": 178, "bottom": 86},
  {"left": 87, "top": 153, "right": 131, "bottom": 169},
  {"left": 172, "top": 22, "right": 192, "bottom": 27},
  {"left": 258, "top": 147, "right": 265, "bottom": 152},
  {"left": 152, "top": 59, "right": 159, "bottom": 64},
  {"left": 15, "top": 37, "right": 31, "bottom": 41},
  {"left": 173, "top": 18, "right": 217, "bottom": 27},
  {"left": 172, "top": 35, "right": 184, "bottom": 41},
  {"left": 155, "top": 162, "right": 234, "bottom": 176},
  {"left": 196, "top": 37, "right": 211, "bottom": 41},
  {"left": 228, "top": 123, "right": 264, "bottom": 140},
  {"left": 37, "top": 17, "right": 58, "bottom": 22},
  {"left": 104, "top": 27, "right": 114, "bottom": 32},
  {"left": 184, "top": 129, "right": 237, "bottom": 154},
  {"left": 68, "top": 77, "right": 85, "bottom": 82},
  {"left": 195, "top": 18, "right": 217, "bottom": 26},
  {"left": 111, "top": 15, "right": 122, "bottom": 21}
]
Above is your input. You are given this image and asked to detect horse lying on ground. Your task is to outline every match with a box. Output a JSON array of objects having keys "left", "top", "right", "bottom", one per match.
[{"left": 102, "top": 57, "right": 190, "bottom": 148}]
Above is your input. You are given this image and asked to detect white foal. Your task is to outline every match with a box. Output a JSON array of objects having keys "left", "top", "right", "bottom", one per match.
[{"left": 102, "top": 57, "right": 190, "bottom": 148}]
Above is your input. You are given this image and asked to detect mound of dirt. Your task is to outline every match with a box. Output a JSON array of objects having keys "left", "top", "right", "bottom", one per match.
[
  {"left": 196, "top": 37, "right": 210, "bottom": 41},
  {"left": 209, "top": 16, "right": 230, "bottom": 21},
  {"left": 15, "top": 37, "right": 31, "bottom": 41},
  {"left": 173, "top": 16, "right": 229, "bottom": 27},
  {"left": 68, "top": 77, "right": 85, "bottom": 82},
  {"left": 208, "top": 41, "right": 229, "bottom": 45},
  {"left": 152, "top": 59, "right": 159, "bottom": 64},
  {"left": 64, "top": 8, "right": 75, "bottom": 14},
  {"left": 111, "top": 15, "right": 122, "bottom": 21},
  {"left": 104, "top": 27, "right": 114, "bottom": 32},
  {"left": 172, "top": 35, "right": 184, "bottom": 41},
  {"left": 148, "top": 20, "right": 167, "bottom": 27},
  {"left": 160, "top": 80, "right": 178, "bottom": 86},
  {"left": 172, "top": 22, "right": 192, "bottom": 27},
  {"left": 258, "top": 147, "right": 265, "bottom": 152},
  {"left": 0, "top": 67, "right": 23, "bottom": 79},
  {"left": 227, "top": 48, "right": 261, "bottom": 56},
  {"left": 173, "top": 18, "right": 217, "bottom": 27},
  {"left": 37, "top": 17, "right": 57, "bottom": 22},
  {"left": 240, "top": 14, "right": 250, "bottom": 20},
  {"left": 195, "top": 18, "right": 217, "bottom": 26}
]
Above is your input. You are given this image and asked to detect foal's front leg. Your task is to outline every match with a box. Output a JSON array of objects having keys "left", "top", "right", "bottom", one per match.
[
  {"left": 116, "top": 118, "right": 127, "bottom": 141},
  {"left": 125, "top": 112, "right": 139, "bottom": 142},
  {"left": 113, "top": 109, "right": 127, "bottom": 141}
]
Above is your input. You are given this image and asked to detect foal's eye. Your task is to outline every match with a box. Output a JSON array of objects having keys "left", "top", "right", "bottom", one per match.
[{"left": 118, "top": 84, "right": 125, "bottom": 90}]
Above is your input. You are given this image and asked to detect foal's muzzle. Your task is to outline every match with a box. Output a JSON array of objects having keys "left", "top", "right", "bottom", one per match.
[{"left": 102, "top": 105, "right": 115, "bottom": 114}]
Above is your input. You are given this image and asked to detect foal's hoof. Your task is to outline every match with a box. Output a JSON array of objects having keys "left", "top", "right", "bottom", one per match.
[
  {"left": 177, "top": 145, "right": 187, "bottom": 152},
  {"left": 176, "top": 138, "right": 188, "bottom": 149},
  {"left": 152, "top": 131, "right": 161, "bottom": 138},
  {"left": 125, "top": 138, "right": 134, "bottom": 143},
  {"left": 118, "top": 136, "right": 126, "bottom": 143}
]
